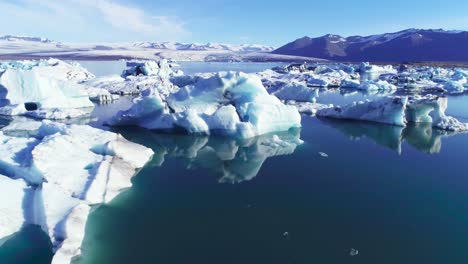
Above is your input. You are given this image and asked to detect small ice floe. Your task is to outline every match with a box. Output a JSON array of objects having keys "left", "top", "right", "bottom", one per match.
[
  {"left": 349, "top": 248, "right": 359, "bottom": 256},
  {"left": 318, "top": 152, "right": 329, "bottom": 157}
]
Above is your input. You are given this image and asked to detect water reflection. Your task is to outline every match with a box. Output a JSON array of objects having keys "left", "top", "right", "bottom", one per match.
[
  {"left": 118, "top": 128, "right": 303, "bottom": 184},
  {"left": 319, "top": 118, "right": 465, "bottom": 154}
]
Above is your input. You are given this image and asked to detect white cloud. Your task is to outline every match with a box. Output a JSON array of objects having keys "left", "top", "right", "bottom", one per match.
[{"left": 0, "top": 0, "right": 189, "bottom": 42}]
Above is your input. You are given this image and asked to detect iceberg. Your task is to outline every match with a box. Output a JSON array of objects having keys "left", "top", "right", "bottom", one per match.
[
  {"left": 264, "top": 63, "right": 467, "bottom": 98},
  {"left": 270, "top": 80, "right": 318, "bottom": 102},
  {"left": 340, "top": 79, "right": 396, "bottom": 91},
  {"left": 317, "top": 95, "right": 468, "bottom": 131},
  {"left": 406, "top": 96, "right": 468, "bottom": 131},
  {"left": 85, "top": 59, "right": 182, "bottom": 97},
  {"left": 0, "top": 120, "right": 154, "bottom": 263},
  {"left": 317, "top": 96, "right": 408, "bottom": 126},
  {"left": 359, "top": 62, "right": 397, "bottom": 75},
  {"left": 110, "top": 71, "right": 301, "bottom": 138},
  {"left": 0, "top": 59, "right": 95, "bottom": 119}
]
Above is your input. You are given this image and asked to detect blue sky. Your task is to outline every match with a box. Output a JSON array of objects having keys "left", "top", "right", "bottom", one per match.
[{"left": 1, "top": 0, "right": 467, "bottom": 46}]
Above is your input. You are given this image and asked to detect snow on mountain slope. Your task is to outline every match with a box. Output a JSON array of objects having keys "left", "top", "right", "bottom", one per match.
[
  {"left": 274, "top": 28, "right": 468, "bottom": 62},
  {"left": 0, "top": 35, "right": 324, "bottom": 62}
]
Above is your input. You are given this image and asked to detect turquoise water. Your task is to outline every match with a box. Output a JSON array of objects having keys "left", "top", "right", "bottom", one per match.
[{"left": 1, "top": 62, "right": 468, "bottom": 264}]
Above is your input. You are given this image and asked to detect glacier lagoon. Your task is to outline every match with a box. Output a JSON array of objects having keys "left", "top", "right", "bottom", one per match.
[
  {"left": 1, "top": 61, "right": 468, "bottom": 263},
  {"left": 75, "top": 115, "right": 468, "bottom": 264}
]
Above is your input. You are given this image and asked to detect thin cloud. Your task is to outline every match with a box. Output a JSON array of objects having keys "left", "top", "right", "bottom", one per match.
[{"left": 0, "top": 0, "right": 189, "bottom": 42}]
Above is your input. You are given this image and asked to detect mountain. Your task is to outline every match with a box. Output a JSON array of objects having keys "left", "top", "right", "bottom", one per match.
[
  {"left": 273, "top": 29, "right": 468, "bottom": 62},
  {"left": 0, "top": 35, "right": 53, "bottom": 43},
  {"left": 131, "top": 41, "right": 274, "bottom": 52},
  {"left": 0, "top": 35, "right": 321, "bottom": 62}
]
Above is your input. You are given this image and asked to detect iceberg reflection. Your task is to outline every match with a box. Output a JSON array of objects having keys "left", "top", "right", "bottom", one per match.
[
  {"left": 319, "top": 118, "right": 464, "bottom": 154},
  {"left": 120, "top": 128, "right": 303, "bottom": 184}
]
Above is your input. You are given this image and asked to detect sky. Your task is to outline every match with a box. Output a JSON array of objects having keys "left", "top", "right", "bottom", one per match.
[{"left": 1, "top": 0, "right": 468, "bottom": 47}]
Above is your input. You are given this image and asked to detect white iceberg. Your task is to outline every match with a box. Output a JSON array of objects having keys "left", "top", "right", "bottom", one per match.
[
  {"left": 359, "top": 62, "right": 397, "bottom": 75},
  {"left": 317, "top": 96, "right": 408, "bottom": 126},
  {"left": 0, "top": 120, "right": 154, "bottom": 263},
  {"left": 110, "top": 71, "right": 302, "bottom": 138},
  {"left": 406, "top": 96, "right": 468, "bottom": 131},
  {"left": 317, "top": 95, "right": 468, "bottom": 131},
  {"left": 84, "top": 59, "right": 181, "bottom": 97},
  {"left": 0, "top": 59, "right": 95, "bottom": 119},
  {"left": 270, "top": 80, "right": 318, "bottom": 102}
]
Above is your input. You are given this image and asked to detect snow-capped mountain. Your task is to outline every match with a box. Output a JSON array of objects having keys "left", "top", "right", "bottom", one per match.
[
  {"left": 0, "top": 35, "right": 287, "bottom": 61},
  {"left": 0, "top": 35, "right": 53, "bottom": 43},
  {"left": 132, "top": 41, "right": 274, "bottom": 52},
  {"left": 273, "top": 29, "right": 468, "bottom": 62}
]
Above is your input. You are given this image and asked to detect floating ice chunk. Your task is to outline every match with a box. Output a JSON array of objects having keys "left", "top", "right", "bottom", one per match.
[
  {"left": 0, "top": 59, "right": 94, "bottom": 118},
  {"left": 110, "top": 71, "right": 301, "bottom": 138},
  {"left": 407, "top": 95, "right": 468, "bottom": 131},
  {"left": 84, "top": 61, "right": 180, "bottom": 97},
  {"left": 318, "top": 95, "right": 468, "bottom": 131},
  {"left": 317, "top": 97, "right": 408, "bottom": 126},
  {"left": 359, "top": 62, "right": 397, "bottom": 74},
  {"left": 85, "top": 86, "right": 119, "bottom": 103},
  {"left": 122, "top": 59, "right": 182, "bottom": 78},
  {"left": 318, "top": 152, "right": 329, "bottom": 157},
  {"left": 271, "top": 81, "right": 318, "bottom": 102},
  {"left": 0, "top": 120, "right": 154, "bottom": 263},
  {"left": 31, "top": 122, "right": 154, "bottom": 204},
  {"left": 350, "top": 248, "right": 359, "bottom": 256}
]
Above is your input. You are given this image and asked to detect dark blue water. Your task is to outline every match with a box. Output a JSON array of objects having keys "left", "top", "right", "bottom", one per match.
[
  {"left": 70, "top": 110, "right": 468, "bottom": 264},
  {"left": 0, "top": 226, "right": 53, "bottom": 264}
]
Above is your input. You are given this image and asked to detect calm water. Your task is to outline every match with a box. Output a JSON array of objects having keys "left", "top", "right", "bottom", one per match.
[
  {"left": 74, "top": 112, "right": 468, "bottom": 264},
  {"left": 2, "top": 62, "right": 468, "bottom": 264}
]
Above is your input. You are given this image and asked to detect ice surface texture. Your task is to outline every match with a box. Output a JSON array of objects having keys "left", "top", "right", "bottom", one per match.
[
  {"left": 110, "top": 71, "right": 302, "bottom": 138},
  {"left": 0, "top": 120, "right": 153, "bottom": 263},
  {"left": 0, "top": 59, "right": 95, "bottom": 119},
  {"left": 317, "top": 95, "right": 468, "bottom": 131}
]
